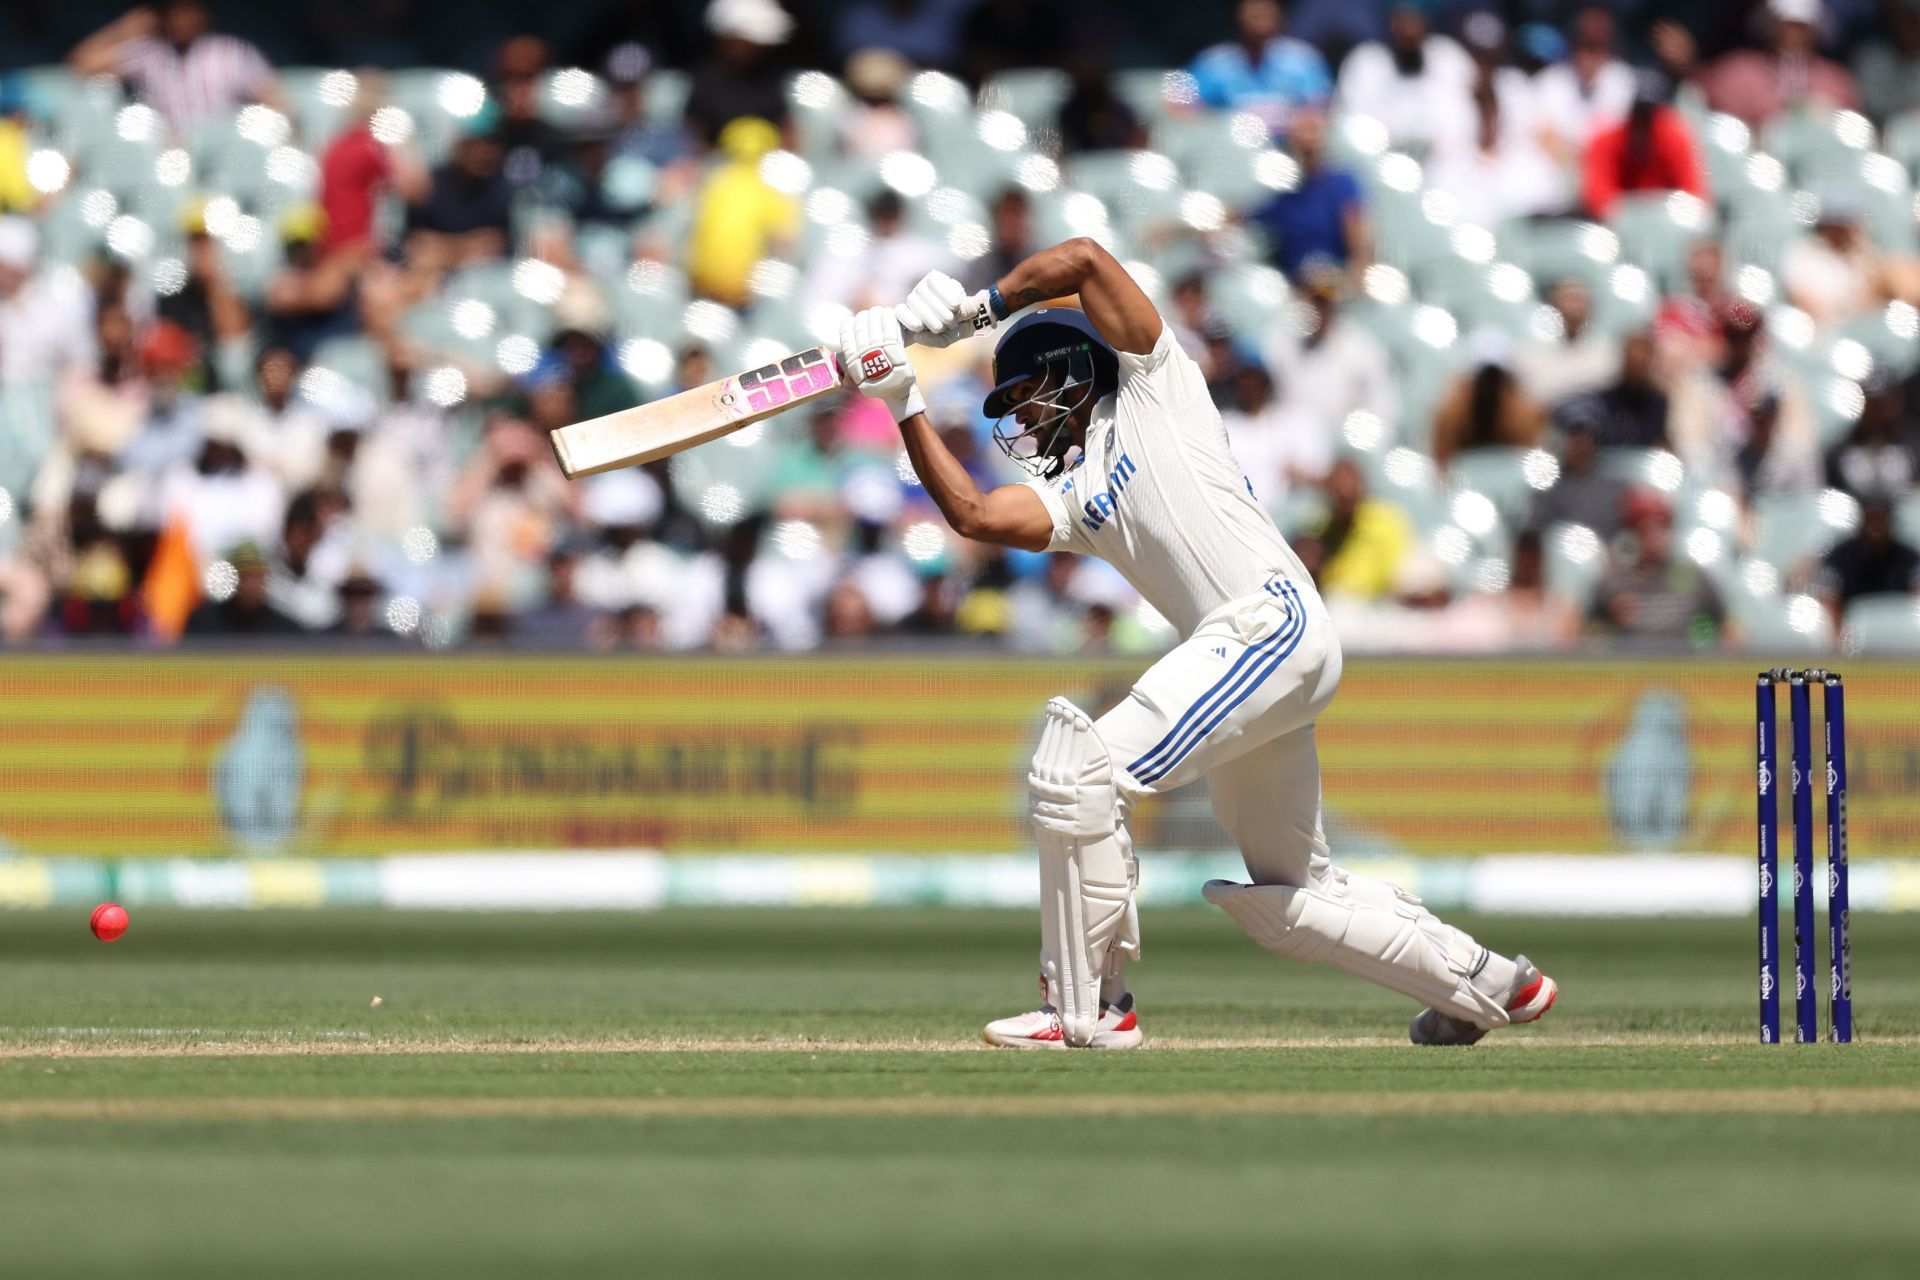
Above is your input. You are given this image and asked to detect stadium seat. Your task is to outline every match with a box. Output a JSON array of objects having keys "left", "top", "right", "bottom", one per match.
[
  {"left": 1696, "top": 111, "right": 1755, "bottom": 195},
  {"left": 10, "top": 65, "right": 77, "bottom": 120},
  {"left": 981, "top": 69, "right": 1070, "bottom": 123},
  {"left": 308, "top": 335, "right": 391, "bottom": 404},
  {"left": 1829, "top": 309, "right": 1920, "bottom": 380},
  {"left": 572, "top": 223, "right": 633, "bottom": 281},
  {"left": 1203, "top": 263, "right": 1291, "bottom": 342},
  {"left": 77, "top": 134, "right": 163, "bottom": 202},
  {"left": 280, "top": 67, "right": 354, "bottom": 150},
  {"left": 1541, "top": 521, "right": 1609, "bottom": 612},
  {"left": 1388, "top": 351, "right": 1465, "bottom": 457},
  {"left": 1267, "top": 488, "right": 1328, "bottom": 539},
  {"left": 1152, "top": 111, "right": 1250, "bottom": 180},
  {"left": 1589, "top": 266, "right": 1660, "bottom": 338},
  {"left": 46, "top": 72, "right": 125, "bottom": 161},
  {"left": 1609, "top": 192, "right": 1713, "bottom": 294},
  {"left": 1066, "top": 149, "right": 1183, "bottom": 228},
  {"left": 1451, "top": 290, "right": 1535, "bottom": 342},
  {"left": 0, "top": 381, "right": 57, "bottom": 499},
  {"left": 1842, "top": 594, "right": 1920, "bottom": 653},
  {"left": 1721, "top": 199, "right": 1800, "bottom": 275},
  {"left": 399, "top": 299, "right": 489, "bottom": 365},
  {"left": 786, "top": 72, "right": 851, "bottom": 166},
  {"left": 906, "top": 186, "right": 986, "bottom": 242},
  {"left": 608, "top": 260, "right": 691, "bottom": 344},
  {"left": 1750, "top": 490, "right": 1856, "bottom": 570},
  {"left": 1370, "top": 198, "right": 1458, "bottom": 277},
  {"left": 1812, "top": 164, "right": 1919, "bottom": 255},
  {"left": 1496, "top": 217, "right": 1611, "bottom": 296},
  {"left": 215, "top": 223, "right": 283, "bottom": 300},
  {"left": 899, "top": 70, "right": 977, "bottom": 161},
  {"left": 1411, "top": 252, "right": 1495, "bottom": 316},
  {"left": 1112, "top": 69, "right": 1183, "bottom": 125},
  {"left": 1895, "top": 493, "right": 1920, "bottom": 546},
  {"left": 1447, "top": 447, "right": 1544, "bottom": 528},
  {"left": 1186, "top": 144, "right": 1279, "bottom": 209},
  {"left": 1760, "top": 109, "right": 1877, "bottom": 187},
  {"left": 633, "top": 199, "right": 696, "bottom": 258},
  {"left": 1809, "top": 372, "right": 1870, "bottom": 446},
  {"left": 1884, "top": 108, "right": 1920, "bottom": 182},
  {"left": 1597, "top": 448, "right": 1687, "bottom": 491},
  {"left": 32, "top": 189, "right": 103, "bottom": 268},
  {"left": 932, "top": 145, "right": 1025, "bottom": 202},
  {"left": 383, "top": 68, "right": 477, "bottom": 164},
  {"left": 1734, "top": 593, "right": 1829, "bottom": 650},
  {"left": 1356, "top": 445, "right": 1449, "bottom": 533}
]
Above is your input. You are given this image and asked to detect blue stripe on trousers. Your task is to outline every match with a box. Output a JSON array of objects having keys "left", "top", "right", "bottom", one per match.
[
  {"left": 1134, "top": 596, "right": 1306, "bottom": 786},
  {"left": 1128, "top": 582, "right": 1302, "bottom": 782},
  {"left": 1128, "top": 583, "right": 1306, "bottom": 786},
  {"left": 1126, "top": 605, "right": 1289, "bottom": 781}
]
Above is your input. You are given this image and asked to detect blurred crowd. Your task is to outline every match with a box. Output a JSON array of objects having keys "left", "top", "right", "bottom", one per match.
[{"left": 1, "top": 0, "right": 1919, "bottom": 653}]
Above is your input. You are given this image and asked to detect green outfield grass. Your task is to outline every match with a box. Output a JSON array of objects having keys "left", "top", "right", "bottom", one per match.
[{"left": 1, "top": 908, "right": 1917, "bottom": 1278}]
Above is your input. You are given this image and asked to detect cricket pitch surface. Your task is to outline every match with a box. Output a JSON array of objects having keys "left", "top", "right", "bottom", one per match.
[{"left": 3, "top": 908, "right": 1916, "bottom": 1278}]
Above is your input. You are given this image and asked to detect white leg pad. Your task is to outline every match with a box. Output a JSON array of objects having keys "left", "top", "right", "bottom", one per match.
[
  {"left": 1201, "top": 874, "right": 1509, "bottom": 1030},
  {"left": 1031, "top": 697, "right": 1139, "bottom": 1047}
]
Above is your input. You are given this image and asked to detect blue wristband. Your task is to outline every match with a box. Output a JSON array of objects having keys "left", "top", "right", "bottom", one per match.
[{"left": 986, "top": 284, "right": 1011, "bottom": 321}]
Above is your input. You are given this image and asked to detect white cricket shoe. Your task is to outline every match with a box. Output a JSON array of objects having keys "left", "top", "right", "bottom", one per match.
[
  {"left": 983, "top": 983, "right": 1143, "bottom": 1050},
  {"left": 1409, "top": 954, "right": 1558, "bottom": 1046}
]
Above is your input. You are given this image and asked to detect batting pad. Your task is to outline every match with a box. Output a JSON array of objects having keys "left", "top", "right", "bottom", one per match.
[
  {"left": 1202, "top": 874, "right": 1508, "bottom": 1029},
  {"left": 1030, "top": 698, "right": 1139, "bottom": 1047}
]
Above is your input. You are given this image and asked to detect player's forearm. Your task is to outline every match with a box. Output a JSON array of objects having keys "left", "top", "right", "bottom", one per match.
[
  {"left": 897, "top": 412, "right": 992, "bottom": 535},
  {"left": 995, "top": 237, "right": 1160, "bottom": 355},
  {"left": 996, "top": 238, "right": 1104, "bottom": 313}
]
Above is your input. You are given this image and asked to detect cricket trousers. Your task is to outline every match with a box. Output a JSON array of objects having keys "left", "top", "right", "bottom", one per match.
[{"left": 1098, "top": 576, "right": 1342, "bottom": 890}]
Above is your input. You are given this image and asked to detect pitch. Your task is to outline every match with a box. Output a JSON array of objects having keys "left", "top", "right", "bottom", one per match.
[{"left": 2, "top": 908, "right": 1918, "bottom": 1278}]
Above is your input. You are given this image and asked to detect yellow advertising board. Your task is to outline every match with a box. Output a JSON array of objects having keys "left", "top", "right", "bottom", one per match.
[{"left": 0, "top": 655, "right": 1913, "bottom": 858}]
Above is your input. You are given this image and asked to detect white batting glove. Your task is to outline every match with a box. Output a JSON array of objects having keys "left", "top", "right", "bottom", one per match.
[
  {"left": 894, "top": 270, "right": 997, "bottom": 348},
  {"left": 838, "top": 306, "right": 926, "bottom": 422}
]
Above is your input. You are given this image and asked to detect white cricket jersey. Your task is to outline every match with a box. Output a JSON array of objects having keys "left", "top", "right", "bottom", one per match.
[{"left": 1022, "top": 324, "right": 1320, "bottom": 637}]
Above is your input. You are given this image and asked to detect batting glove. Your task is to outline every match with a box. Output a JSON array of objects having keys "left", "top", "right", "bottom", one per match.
[
  {"left": 895, "top": 270, "right": 997, "bottom": 349},
  {"left": 838, "top": 306, "right": 926, "bottom": 423}
]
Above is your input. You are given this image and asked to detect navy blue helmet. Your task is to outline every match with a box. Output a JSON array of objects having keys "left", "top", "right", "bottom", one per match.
[
  {"left": 982, "top": 308, "right": 1119, "bottom": 418},
  {"left": 982, "top": 309, "right": 1119, "bottom": 477}
]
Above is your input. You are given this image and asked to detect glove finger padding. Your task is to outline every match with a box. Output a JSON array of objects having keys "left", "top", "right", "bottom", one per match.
[
  {"left": 839, "top": 307, "right": 922, "bottom": 422},
  {"left": 901, "top": 293, "right": 947, "bottom": 334},
  {"left": 904, "top": 272, "right": 964, "bottom": 330},
  {"left": 896, "top": 272, "right": 992, "bottom": 349}
]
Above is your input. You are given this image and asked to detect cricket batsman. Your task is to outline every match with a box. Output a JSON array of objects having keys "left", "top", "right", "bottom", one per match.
[{"left": 836, "top": 237, "right": 1559, "bottom": 1048}]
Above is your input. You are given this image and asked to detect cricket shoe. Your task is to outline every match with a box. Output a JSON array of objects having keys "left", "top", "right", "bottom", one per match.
[
  {"left": 1408, "top": 954, "right": 1558, "bottom": 1047},
  {"left": 982, "top": 984, "right": 1143, "bottom": 1050}
]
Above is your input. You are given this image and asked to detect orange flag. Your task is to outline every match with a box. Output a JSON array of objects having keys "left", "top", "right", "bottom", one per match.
[{"left": 142, "top": 513, "right": 200, "bottom": 641}]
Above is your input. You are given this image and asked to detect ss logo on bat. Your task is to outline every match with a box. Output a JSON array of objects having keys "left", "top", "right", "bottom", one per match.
[{"left": 739, "top": 351, "right": 836, "bottom": 413}]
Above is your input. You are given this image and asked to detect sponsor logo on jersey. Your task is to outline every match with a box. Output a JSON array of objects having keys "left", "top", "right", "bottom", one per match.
[{"left": 1079, "top": 453, "right": 1137, "bottom": 532}]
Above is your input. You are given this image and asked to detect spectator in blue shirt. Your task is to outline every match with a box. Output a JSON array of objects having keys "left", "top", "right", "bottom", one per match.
[
  {"left": 1187, "top": 0, "right": 1332, "bottom": 137},
  {"left": 1246, "top": 107, "right": 1370, "bottom": 281}
]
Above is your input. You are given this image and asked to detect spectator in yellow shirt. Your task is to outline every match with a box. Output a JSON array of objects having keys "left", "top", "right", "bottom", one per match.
[
  {"left": 1297, "top": 457, "right": 1414, "bottom": 599},
  {"left": 0, "top": 81, "right": 38, "bottom": 214},
  {"left": 686, "top": 116, "right": 797, "bottom": 308}
]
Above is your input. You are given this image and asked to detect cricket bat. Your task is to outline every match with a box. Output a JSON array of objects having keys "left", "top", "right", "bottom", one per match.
[{"left": 549, "top": 345, "right": 853, "bottom": 478}]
